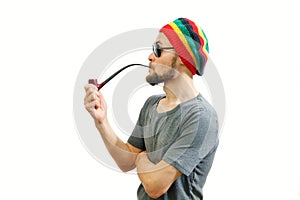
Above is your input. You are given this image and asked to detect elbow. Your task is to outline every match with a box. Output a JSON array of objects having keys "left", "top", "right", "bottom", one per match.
[
  {"left": 145, "top": 187, "right": 167, "bottom": 199},
  {"left": 118, "top": 164, "right": 136, "bottom": 172},
  {"left": 146, "top": 190, "right": 165, "bottom": 199},
  {"left": 116, "top": 156, "right": 137, "bottom": 172},
  {"left": 143, "top": 179, "right": 168, "bottom": 199}
]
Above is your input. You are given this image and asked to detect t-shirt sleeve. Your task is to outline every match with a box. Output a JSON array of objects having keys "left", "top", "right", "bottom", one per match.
[{"left": 162, "top": 107, "right": 219, "bottom": 176}]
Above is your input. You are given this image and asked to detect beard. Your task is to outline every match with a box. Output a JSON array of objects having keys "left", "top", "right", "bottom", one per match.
[
  {"left": 146, "top": 58, "right": 178, "bottom": 86},
  {"left": 146, "top": 68, "right": 176, "bottom": 86}
]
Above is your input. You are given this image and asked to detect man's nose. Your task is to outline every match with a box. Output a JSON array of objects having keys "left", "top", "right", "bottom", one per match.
[{"left": 148, "top": 52, "right": 155, "bottom": 62}]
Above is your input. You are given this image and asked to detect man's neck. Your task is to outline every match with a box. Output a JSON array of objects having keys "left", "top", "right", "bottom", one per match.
[{"left": 163, "top": 73, "right": 199, "bottom": 104}]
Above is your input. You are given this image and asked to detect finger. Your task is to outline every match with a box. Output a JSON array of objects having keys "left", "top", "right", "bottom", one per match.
[
  {"left": 84, "top": 84, "right": 98, "bottom": 94},
  {"left": 84, "top": 83, "right": 97, "bottom": 91},
  {"left": 84, "top": 92, "right": 94, "bottom": 105},
  {"left": 84, "top": 93, "right": 100, "bottom": 105},
  {"left": 84, "top": 86, "right": 99, "bottom": 103},
  {"left": 85, "top": 101, "right": 94, "bottom": 112},
  {"left": 85, "top": 93, "right": 101, "bottom": 106},
  {"left": 86, "top": 87, "right": 97, "bottom": 98},
  {"left": 85, "top": 100, "right": 100, "bottom": 112}
]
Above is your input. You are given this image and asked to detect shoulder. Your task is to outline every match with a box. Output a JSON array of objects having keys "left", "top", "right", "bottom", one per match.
[
  {"left": 178, "top": 95, "right": 219, "bottom": 134},
  {"left": 181, "top": 94, "right": 217, "bottom": 118}
]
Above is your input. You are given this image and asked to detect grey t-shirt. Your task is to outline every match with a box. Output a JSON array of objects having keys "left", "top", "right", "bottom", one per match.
[{"left": 128, "top": 94, "right": 219, "bottom": 200}]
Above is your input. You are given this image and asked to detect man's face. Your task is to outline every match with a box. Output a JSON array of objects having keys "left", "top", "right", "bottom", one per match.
[{"left": 146, "top": 33, "right": 178, "bottom": 86}]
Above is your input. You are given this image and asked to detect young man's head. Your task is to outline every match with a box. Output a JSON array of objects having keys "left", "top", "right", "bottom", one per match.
[{"left": 146, "top": 18, "right": 209, "bottom": 86}]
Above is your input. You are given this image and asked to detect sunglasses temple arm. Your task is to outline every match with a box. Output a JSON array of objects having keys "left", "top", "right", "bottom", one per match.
[{"left": 88, "top": 64, "right": 149, "bottom": 90}]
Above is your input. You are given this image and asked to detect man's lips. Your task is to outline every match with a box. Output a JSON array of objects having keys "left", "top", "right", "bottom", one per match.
[
  {"left": 148, "top": 63, "right": 153, "bottom": 72},
  {"left": 149, "top": 63, "right": 156, "bottom": 70}
]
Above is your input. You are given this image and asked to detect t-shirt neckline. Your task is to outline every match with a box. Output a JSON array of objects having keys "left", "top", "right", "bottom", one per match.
[{"left": 154, "top": 93, "right": 201, "bottom": 115}]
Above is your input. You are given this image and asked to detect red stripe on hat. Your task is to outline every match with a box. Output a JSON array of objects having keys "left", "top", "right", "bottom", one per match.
[{"left": 160, "top": 24, "right": 197, "bottom": 75}]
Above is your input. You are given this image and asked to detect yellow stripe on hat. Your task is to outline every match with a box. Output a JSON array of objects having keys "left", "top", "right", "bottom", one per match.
[
  {"left": 196, "top": 26, "right": 209, "bottom": 56},
  {"left": 169, "top": 21, "right": 197, "bottom": 67}
]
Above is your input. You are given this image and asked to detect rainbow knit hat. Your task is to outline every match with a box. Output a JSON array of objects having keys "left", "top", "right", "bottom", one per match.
[{"left": 160, "top": 18, "right": 209, "bottom": 76}]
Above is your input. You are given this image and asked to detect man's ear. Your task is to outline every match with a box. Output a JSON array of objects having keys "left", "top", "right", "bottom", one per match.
[
  {"left": 176, "top": 55, "right": 184, "bottom": 65},
  {"left": 176, "top": 56, "right": 193, "bottom": 77}
]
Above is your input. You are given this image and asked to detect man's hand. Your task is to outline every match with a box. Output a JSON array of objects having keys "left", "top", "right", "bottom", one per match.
[
  {"left": 135, "top": 151, "right": 152, "bottom": 172},
  {"left": 84, "top": 84, "right": 107, "bottom": 124},
  {"left": 135, "top": 151, "right": 147, "bottom": 164}
]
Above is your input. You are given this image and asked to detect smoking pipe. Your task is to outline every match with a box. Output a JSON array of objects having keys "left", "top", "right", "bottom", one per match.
[{"left": 88, "top": 64, "right": 149, "bottom": 90}]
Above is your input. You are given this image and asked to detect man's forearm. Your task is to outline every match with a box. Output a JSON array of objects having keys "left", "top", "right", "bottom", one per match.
[
  {"left": 95, "top": 118, "right": 138, "bottom": 172},
  {"left": 135, "top": 152, "right": 181, "bottom": 198},
  {"left": 136, "top": 154, "right": 163, "bottom": 198}
]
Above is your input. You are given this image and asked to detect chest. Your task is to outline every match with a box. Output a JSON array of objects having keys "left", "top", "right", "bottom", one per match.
[
  {"left": 156, "top": 100, "right": 179, "bottom": 113},
  {"left": 143, "top": 110, "right": 182, "bottom": 163}
]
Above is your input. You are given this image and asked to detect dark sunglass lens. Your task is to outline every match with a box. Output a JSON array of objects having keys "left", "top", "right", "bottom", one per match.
[
  {"left": 152, "top": 43, "right": 162, "bottom": 57},
  {"left": 156, "top": 44, "right": 161, "bottom": 57}
]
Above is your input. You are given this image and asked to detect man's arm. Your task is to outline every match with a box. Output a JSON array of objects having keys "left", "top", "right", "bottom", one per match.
[
  {"left": 84, "top": 84, "right": 142, "bottom": 172},
  {"left": 95, "top": 119, "right": 143, "bottom": 171},
  {"left": 135, "top": 152, "right": 182, "bottom": 199}
]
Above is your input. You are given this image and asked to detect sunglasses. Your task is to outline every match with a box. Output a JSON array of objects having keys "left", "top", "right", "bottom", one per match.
[{"left": 152, "top": 43, "right": 174, "bottom": 57}]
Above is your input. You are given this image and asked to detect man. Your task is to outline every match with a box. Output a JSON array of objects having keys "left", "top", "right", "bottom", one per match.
[{"left": 84, "top": 18, "right": 219, "bottom": 200}]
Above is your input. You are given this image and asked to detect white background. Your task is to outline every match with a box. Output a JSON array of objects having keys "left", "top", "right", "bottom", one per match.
[{"left": 1, "top": 0, "right": 300, "bottom": 199}]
